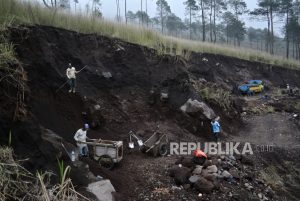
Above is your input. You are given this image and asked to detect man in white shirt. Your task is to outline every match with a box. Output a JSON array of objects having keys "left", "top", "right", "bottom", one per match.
[
  {"left": 74, "top": 124, "right": 90, "bottom": 156},
  {"left": 66, "top": 63, "right": 78, "bottom": 93}
]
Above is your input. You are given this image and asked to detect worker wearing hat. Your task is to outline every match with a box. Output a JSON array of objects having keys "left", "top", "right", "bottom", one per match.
[{"left": 74, "top": 123, "right": 90, "bottom": 157}]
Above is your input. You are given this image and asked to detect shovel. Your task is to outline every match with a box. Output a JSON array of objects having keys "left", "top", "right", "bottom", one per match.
[
  {"left": 128, "top": 131, "right": 144, "bottom": 148},
  {"left": 129, "top": 141, "right": 134, "bottom": 149}
]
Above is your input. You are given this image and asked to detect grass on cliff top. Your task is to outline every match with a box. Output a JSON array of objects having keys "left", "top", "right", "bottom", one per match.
[{"left": 0, "top": 0, "right": 300, "bottom": 69}]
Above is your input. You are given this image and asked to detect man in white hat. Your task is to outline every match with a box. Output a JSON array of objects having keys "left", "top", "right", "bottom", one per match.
[{"left": 74, "top": 123, "right": 90, "bottom": 157}]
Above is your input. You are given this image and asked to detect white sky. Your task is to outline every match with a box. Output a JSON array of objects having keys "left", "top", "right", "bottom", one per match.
[{"left": 37, "top": 0, "right": 284, "bottom": 35}]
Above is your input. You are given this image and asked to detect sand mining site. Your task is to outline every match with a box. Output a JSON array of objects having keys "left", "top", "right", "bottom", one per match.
[{"left": 1, "top": 25, "right": 300, "bottom": 201}]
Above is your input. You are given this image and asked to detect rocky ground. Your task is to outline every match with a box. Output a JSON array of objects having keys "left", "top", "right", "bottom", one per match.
[{"left": 0, "top": 25, "right": 300, "bottom": 200}]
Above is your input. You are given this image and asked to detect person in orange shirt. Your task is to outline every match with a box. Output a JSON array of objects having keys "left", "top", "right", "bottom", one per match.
[{"left": 192, "top": 149, "right": 207, "bottom": 165}]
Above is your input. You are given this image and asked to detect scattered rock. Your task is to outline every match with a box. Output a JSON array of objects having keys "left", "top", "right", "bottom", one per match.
[
  {"left": 169, "top": 165, "right": 179, "bottom": 177},
  {"left": 193, "top": 166, "right": 203, "bottom": 175},
  {"left": 94, "top": 104, "right": 101, "bottom": 110},
  {"left": 228, "top": 155, "right": 236, "bottom": 161},
  {"left": 174, "top": 167, "right": 192, "bottom": 185},
  {"left": 241, "top": 155, "right": 254, "bottom": 166},
  {"left": 194, "top": 177, "right": 215, "bottom": 193},
  {"left": 189, "top": 175, "right": 200, "bottom": 184},
  {"left": 221, "top": 162, "right": 231, "bottom": 170},
  {"left": 206, "top": 165, "right": 218, "bottom": 173},
  {"left": 199, "top": 78, "right": 207, "bottom": 83},
  {"left": 87, "top": 180, "right": 115, "bottom": 201},
  {"left": 241, "top": 112, "right": 247, "bottom": 116},
  {"left": 256, "top": 179, "right": 265, "bottom": 185},
  {"left": 160, "top": 92, "right": 168, "bottom": 101},
  {"left": 183, "top": 184, "right": 191, "bottom": 190},
  {"left": 181, "top": 157, "right": 194, "bottom": 168},
  {"left": 222, "top": 170, "right": 232, "bottom": 179},
  {"left": 229, "top": 169, "right": 240, "bottom": 180},
  {"left": 204, "top": 173, "right": 218, "bottom": 183},
  {"left": 171, "top": 186, "right": 182, "bottom": 191},
  {"left": 203, "top": 159, "right": 213, "bottom": 167},
  {"left": 265, "top": 186, "right": 275, "bottom": 198},
  {"left": 212, "top": 158, "right": 220, "bottom": 166},
  {"left": 202, "top": 57, "right": 208, "bottom": 62},
  {"left": 244, "top": 183, "right": 254, "bottom": 191},
  {"left": 102, "top": 71, "right": 112, "bottom": 78}
]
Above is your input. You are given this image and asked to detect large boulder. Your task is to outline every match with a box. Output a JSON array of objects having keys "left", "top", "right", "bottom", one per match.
[
  {"left": 175, "top": 156, "right": 194, "bottom": 168},
  {"left": 87, "top": 180, "right": 116, "bottom": 201},
  {"left": 180, "top": 98, "right": 216, "bottom": 119},
  {"left": 171, "top": 166, "right": 192, "bottom": 185},
  {"left": 194, "top": 177, "right": 215, "bottom": 193},
  {"left": 181, "top": 157, "right": 194, "bottom": 168}
]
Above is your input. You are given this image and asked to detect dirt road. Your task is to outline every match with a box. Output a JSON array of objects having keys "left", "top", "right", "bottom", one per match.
[{"left": 232, "top": 112, "right": 300, "bottom": 149}]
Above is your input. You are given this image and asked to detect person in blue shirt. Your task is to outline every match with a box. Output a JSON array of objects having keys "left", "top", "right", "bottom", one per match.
[{"left": 211, "top": 118, "right": 221, "bottom": 142}]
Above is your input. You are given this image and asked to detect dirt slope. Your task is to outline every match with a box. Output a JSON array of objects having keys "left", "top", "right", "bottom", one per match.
[{"left": 0, "top": 25, "right": 300, "bottom": 200}]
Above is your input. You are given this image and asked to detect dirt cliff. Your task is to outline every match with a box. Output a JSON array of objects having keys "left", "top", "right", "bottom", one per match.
[{"left": 0, "top": 25, "right": 300, "bottom": 200}]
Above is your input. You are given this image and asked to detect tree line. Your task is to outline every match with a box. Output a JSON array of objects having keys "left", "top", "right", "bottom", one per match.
[{"left": 42, "top": 0, "right": 300, "bottom": 60}]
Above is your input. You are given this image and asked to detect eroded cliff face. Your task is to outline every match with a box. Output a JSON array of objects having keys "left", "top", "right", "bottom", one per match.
[{"left": 0, "top": 25, "right": 299, "bottom": 200}]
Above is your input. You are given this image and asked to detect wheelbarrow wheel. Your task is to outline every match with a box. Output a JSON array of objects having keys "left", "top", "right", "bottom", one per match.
[
  {"left": 98, "top": 155, "right": 114, "bottom": 170},
  {"left": 140, "top": 145, "right": 147, "bottom": 153},
  {"left": 159, "top": 143, "right": 168, "bottom": 156}
]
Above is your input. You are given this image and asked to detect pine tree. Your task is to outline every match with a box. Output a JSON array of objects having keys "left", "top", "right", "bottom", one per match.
[
  {"left": 184, "top": 0, "right": 198, "bottom": 39},
  {"left": 156, "top": 0, "right": 171, "bottom": 34}
]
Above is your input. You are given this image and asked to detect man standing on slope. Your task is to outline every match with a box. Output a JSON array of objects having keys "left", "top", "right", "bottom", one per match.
[
  {"left": 211, "top": 117, "right": 221, "bottom": 142},
  {"left": 66, "top": 63, "right": 78, "bottom": 93},
  {"left": 74, "top": 124, "right": 90, "bottom": 157}
]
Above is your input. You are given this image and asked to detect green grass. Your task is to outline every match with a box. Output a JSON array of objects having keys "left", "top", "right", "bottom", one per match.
[
  {"left": 192, "top": 81, "right": 232, "bottom": 110},
  {"left": 0, "top": 146, "right": 87, "bottom": 201},
  {"left": 0, "top": 0, "right": 300, "bottom": 69}
]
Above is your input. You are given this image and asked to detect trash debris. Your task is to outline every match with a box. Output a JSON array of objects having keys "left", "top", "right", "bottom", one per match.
[
  {"left": 102, "top": 71, "right": 112, "bottom": 78},
  {"left": 160, "top": 92, "right": 168, "bottom": 101},
  {"left": 202, "top": 57, "right": 208, "bottom": 62}
]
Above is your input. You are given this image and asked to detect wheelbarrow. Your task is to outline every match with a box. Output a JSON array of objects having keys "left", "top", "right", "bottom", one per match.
[
  {"left": 82, "top": 139, "right": 123, "bottom": 169},
  {"left": 129, "top": 131, "right": 168, "bottom": 157}
]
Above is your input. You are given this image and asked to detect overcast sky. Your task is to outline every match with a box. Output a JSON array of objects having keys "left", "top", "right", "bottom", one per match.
[{"left": 38, "top": 0, "right": 284, "bottom": 35}]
